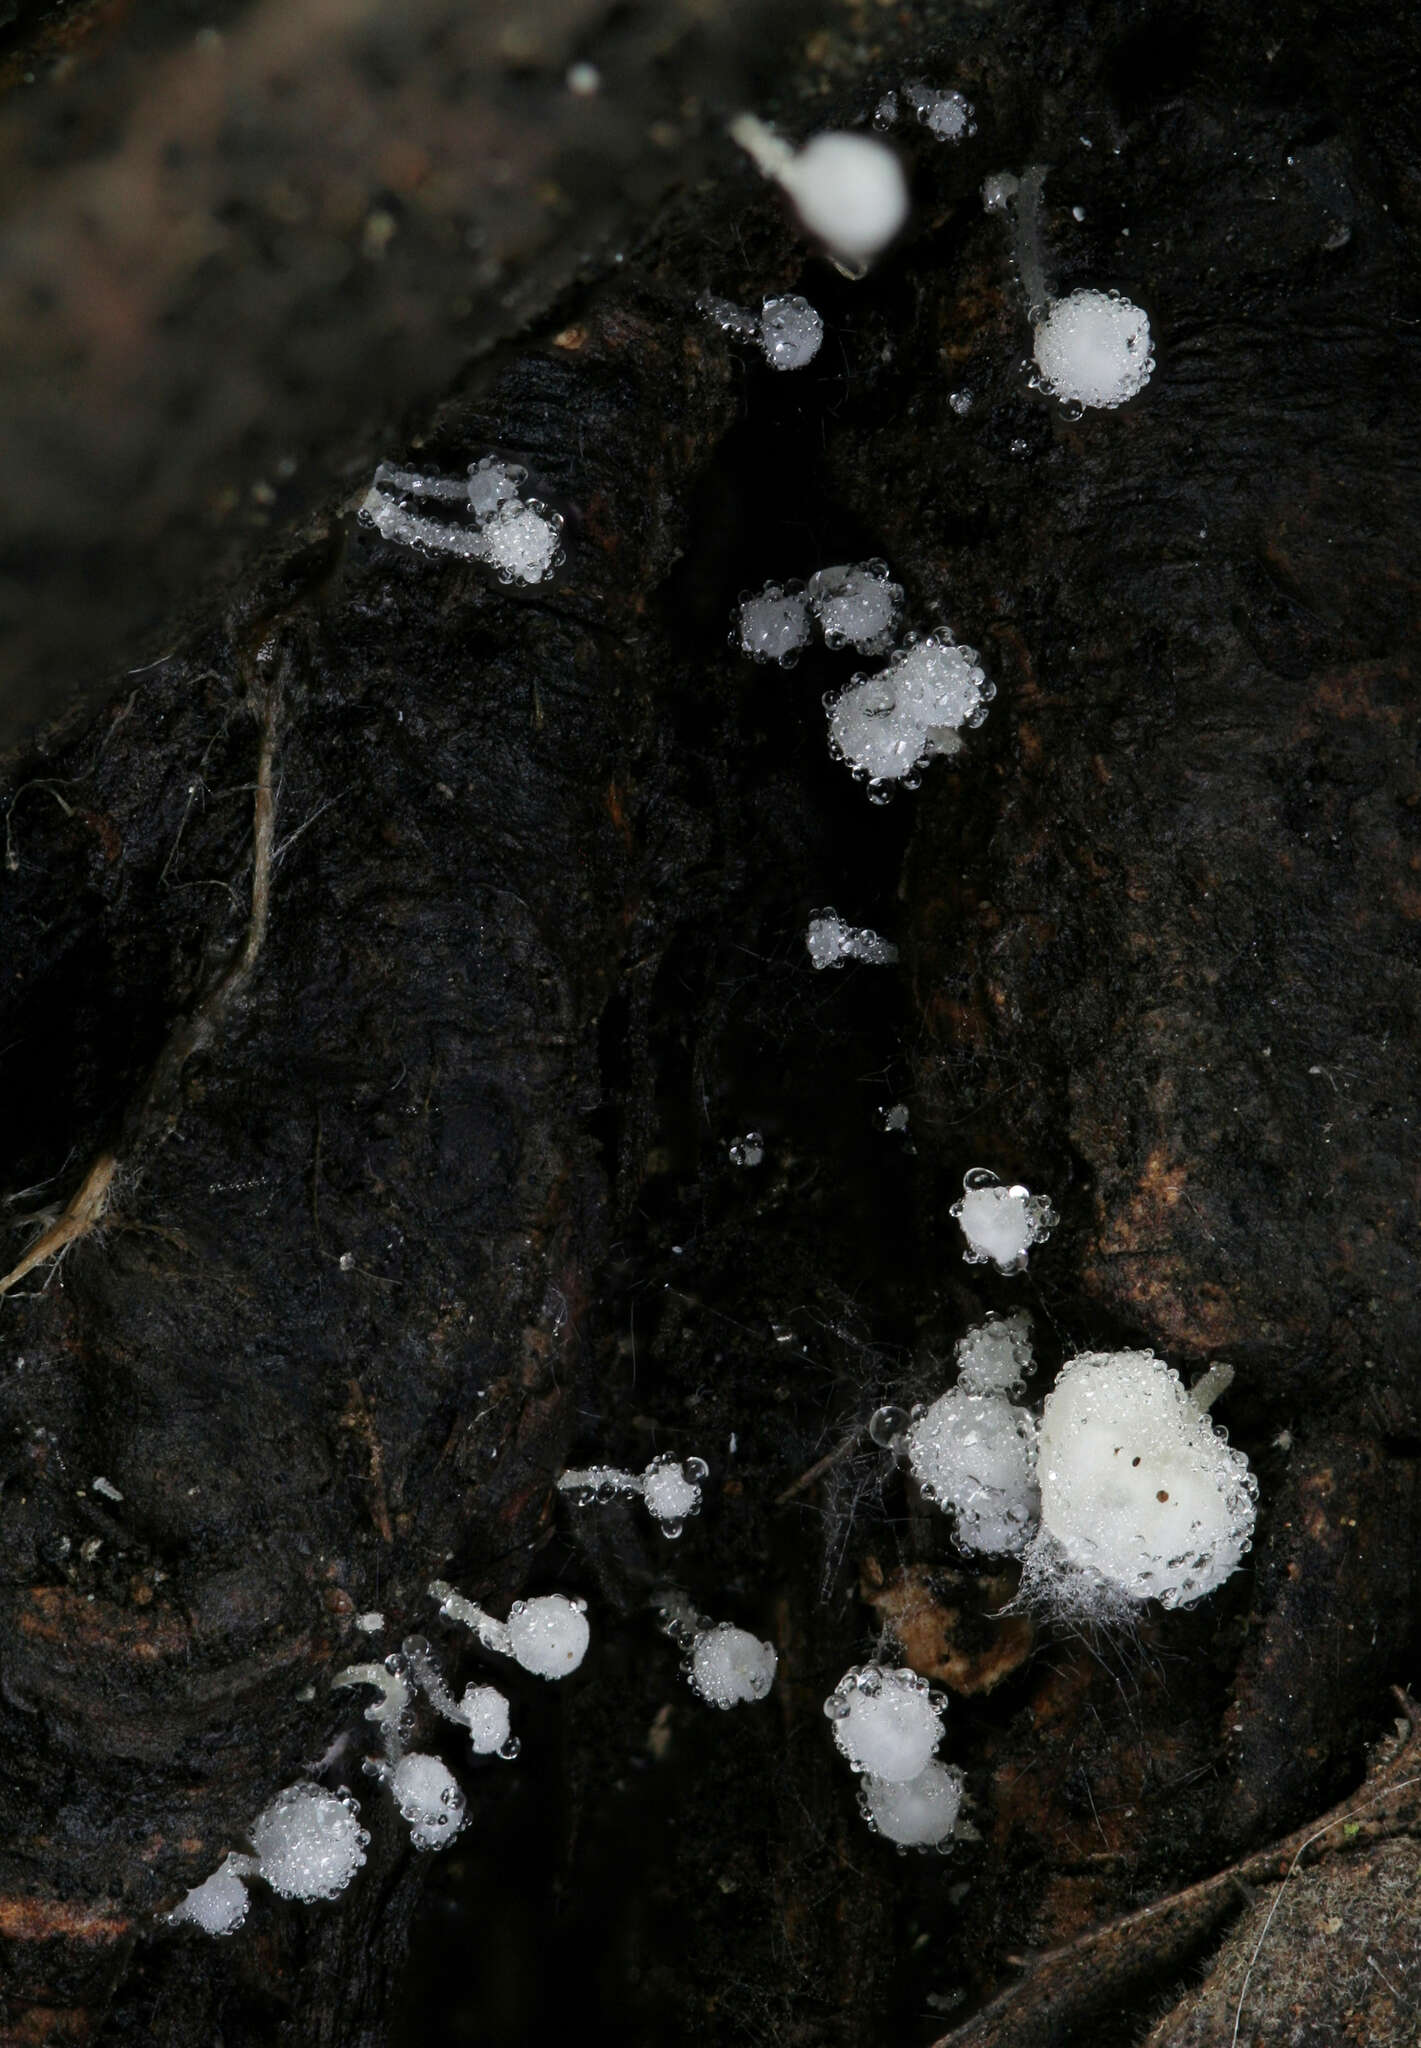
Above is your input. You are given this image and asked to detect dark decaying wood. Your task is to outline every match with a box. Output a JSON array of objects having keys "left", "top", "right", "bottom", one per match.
[{"left": 0, "top": 0, "right": 1418, "bottom": 2041}]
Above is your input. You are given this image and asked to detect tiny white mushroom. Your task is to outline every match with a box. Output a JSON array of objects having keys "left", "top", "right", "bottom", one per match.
[
  {"left": 859, "top": 1759, "right": 965, "bottom": 1848},
  {"left": 807, "top": 560, "right": 903, "bottom": 653},
  {"left": 1029, "top": 1350, "right": 1257, "bottom": 1610},
  {"left": 805, "top": 909, "right": 898, "bottom": 969},
  {"left": 432, "top": 1581, "right": 590, "bottom": 1680},
  {"left": 249, "top": 1783, "right": 368, "bottom": 1903},
  {"left": 558, "top": 1453, "right": 709, "bottom": 1536},
  {"left": 401, "top": 1635, "right": 519, "bottom": 1760},
  {"left": 759, "top": 294, "right": 824, "bottom": 370},
  {"left": 168, "top": 1853, "right": 255, "bottom": 1936},
  {"left": 688, "top": 1622, "right": 779, "bottom": 1708},
  {"left": 735, "top": 580, "right": 812, "bottom": 665},
  {"left": 1032, "top": 288, "right": 1154, "bottom": 411},
  {"left": 951, "top": 1169, "right": 1056, "bottom": 1273},
  {"left": 656, "top": 1591, "right": 777, "bottom": 1708},
  {"left": 823, "top": 1665, "right": 945, "bottom": 1782},
  {"left": 729, "top": 116, "right": 910, "bottom": 271},
  {"left": 379, "top": 1751, "right": 467, "bottom": 1853}
]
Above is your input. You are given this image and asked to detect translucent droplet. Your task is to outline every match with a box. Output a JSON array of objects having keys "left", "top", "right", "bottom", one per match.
[{"left": 870, "top": 1405, "right": 910, "bottom": 1448}]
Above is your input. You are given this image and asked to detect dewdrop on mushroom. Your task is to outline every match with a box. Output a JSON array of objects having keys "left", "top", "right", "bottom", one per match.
[
  {"left": 905, "top": 1382, "right": 1040, "bottom": 1556},
  {"left": 1025, "top": 1351, "right": 1257, "bottom": 1612},
  {"left": 699, "top": 292, "right": 824, "bottom": 371},
  {"left": 729, "top": 114, "right": 910, "bottom": 273},
  {"left": 657, "top": 1590, "right": 777, "bottom": 1708},
  {"left": 902, "top": 81, "right": 976, "bottom": 143},
  {"left": 558, "top": 1452, "right": 709, "bottom": 1538},
  {"left": 859, "top": 1759, "right": 965, "bottom": 1851},
  {"left": 823, "top": 1665, "right": 946, "bottom": 1781},
  {"left": 431, "top": 1580, "right": 590, "bottom": 1679},
  {"left": 952, "top": 1167, "right": 1056, "bottom": 1273}
]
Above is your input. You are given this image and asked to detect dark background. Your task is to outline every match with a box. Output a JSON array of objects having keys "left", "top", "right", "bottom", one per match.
[{"left": 0, "top": 2, "right": 1417, "bottom": 2043}]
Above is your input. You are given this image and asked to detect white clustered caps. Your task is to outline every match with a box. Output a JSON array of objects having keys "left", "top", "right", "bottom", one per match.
[
  {"left": 736, "top": 581, "right": 812, "bottom": 665},
  {"left": 1031, "top": 288, "right": 1155, "bottom": 411},
  {"left": 1026, "top": 1351, "right": 1257, "bottom": 1612},
  {"left": 249, "top": 1782, "right": 369, "bottom": 1903},
  {"left": 805, "top": 910, "right": 898, "bottom": 970},
  {"left": 859, "top": 1759, "right": 965, "bottom": 1849},
  {"left": 824, "top": 1665, "right": 946, "bottom": 1782},
  {"left": 827, "top": 634, "right": 993, "bottom": 794},
  {"left": 951, "top": 1168, "right": 1057, "bottom": 1273},
  {"left": 759, "top": 294, "right": 825, "bottom": 370},
  {"left": 902, "top": 81, "right": 976, "bottom": 142},
  {"left": 359, "top": 453, "right": 565, "bottom": 585},
  {"left": 558, "top": 1453, "right": 709, "bottom": 1538},
  {"left": 807, "top": 561, "right": 903, "bottom": 653},
  {"left": 729, "top": 114, "right": 910, "bottom": 272},
  {"left": 431, "top": 1581, "right": 591, "bottom": 1680},
  {"left": 657, "top": 1590, "right": 778, "bottom": 1709},
  {"left": 168, "top": 1853, "right": 253, "bottom": 1936},
  {"left": 401, "top": 1636, "right": 519, "bottom": 1760},
  {"left": 905, "top": 1386, "right": 1040, "bottom": 1555}
]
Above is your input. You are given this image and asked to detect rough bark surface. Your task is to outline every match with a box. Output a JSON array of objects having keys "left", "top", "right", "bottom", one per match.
[{"left": 0, "top": 1, "right": 1418, "bottom": 2044}]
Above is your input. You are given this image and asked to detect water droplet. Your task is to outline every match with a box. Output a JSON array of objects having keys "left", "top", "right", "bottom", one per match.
[{"left": 869, "top": 1404, "right": 910, "bottom": 1448}]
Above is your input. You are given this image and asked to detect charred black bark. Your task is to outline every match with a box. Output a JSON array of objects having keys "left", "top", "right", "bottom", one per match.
[{"left": 1, "top": 2, "right": 1419, "bottom": 2044}]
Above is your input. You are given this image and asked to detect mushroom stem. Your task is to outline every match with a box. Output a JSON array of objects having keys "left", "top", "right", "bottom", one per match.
[{"left": 1188, "top": 1362, "right": 1235, "bottom": 1414}]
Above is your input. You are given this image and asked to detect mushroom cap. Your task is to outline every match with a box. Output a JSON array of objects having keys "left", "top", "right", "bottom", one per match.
[
  {"left": 1033, "top": 289, "right": 1154, "bottom": 409},
  {"left": 861, "top": 1759, "right": 965, "bottom": 1847},
  {"left": 1037, "top": 1350, "right": 1256, "bottom": 1607},
  {"left": 778, "top": 132, "right": 910, "bottom": 267},
  {"left": 826, "top": 1667, "right": 944, "bottom": 1782},
  {"left": 689, "top": 1623, "right": 778, "bottom": 1707},
  {"left": 507, "top": 1593, "right": 590, "bottom": 1679}
]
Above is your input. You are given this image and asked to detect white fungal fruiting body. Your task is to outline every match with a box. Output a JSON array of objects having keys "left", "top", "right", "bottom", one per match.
[
  {"left": 359, "top": 455, "right": 566, "bottom": 583},
  {"left": 905, "top": 1388, "right": 1039, "bottom": 1555},
  {"left": 807, "top": 561, "right": 902, "bottom": 653},
  {"left": 477, "top": 498, "right": 564, "bottom": 584},
  {"left": 824, "top": 1666, "right": 945, "bottom": 1782},
  {"left": 1032, "top": 1351, "right": 1257, "bottom": 1609},
  {"left": 1032, "top": 289, "right": 1154, "bottom": 410},
  {"left": 688, "top": 1622, "right": 779, "bottom": 1708},
  {"left": 860, "top": 1760, "right": 965, "bottom": 1848},
  {"left": 558, "top": 1454, "right": 708, "bottom": 1535},
  {"left": 432, "top": 1580, "right": 591, "bottom": 1679},
  {"left": 952, "top": 1171, "right": 1056, "bottom": 1273},
  {"left": 955, "top": 1310, "right": 1034, "bottom": 1396},
  {"left": 730, "top": 116, "right": 909, "bottom": 270},
  {"left": 249, "top": 1783, "right": 368, "bottom": 1903},
  {"left": 460, "top": 1684, "right": 513, "bottom": 1756},
  {"left": 805, "top": 910, "right": 898, "bottom": 970},
  {"left": 506, "top": 1594, "right": 590, "bottom": 1678},
  {"left": 903, "top": 82, "right": 975, "bottom": 141},
  {"left": 828, "top": 634, "right": 992, "bottom": 791},
  {"left": 736, "top": 581, "right": 812, "bottom": 664},
  {"left": 168, "top": 1853, "right": 253, "bottom": 1935},
  {"left": 760, "top": 294, "right": 824, "bottom": 370},
  {"left": 387, "top": 1752, "right": 467, "bottom": 1852},
  {"left": 779, "top": 132, "right": 910, "bottom": 268}
]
